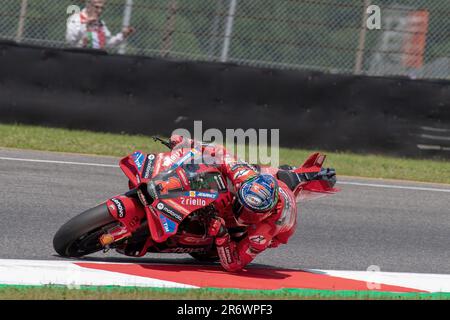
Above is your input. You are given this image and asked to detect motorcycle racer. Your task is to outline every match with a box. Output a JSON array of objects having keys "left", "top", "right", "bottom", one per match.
[{"left": 169, "top": 135, "right": 298, "bottom": 272}]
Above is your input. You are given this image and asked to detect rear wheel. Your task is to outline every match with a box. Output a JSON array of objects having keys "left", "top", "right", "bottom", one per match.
[{"left": 53, "top": 203, "right": 118, "bottom": 257}]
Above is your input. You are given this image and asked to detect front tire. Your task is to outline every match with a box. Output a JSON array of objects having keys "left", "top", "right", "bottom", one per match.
[{"left": 53, "top": 203, "right": 117, "bottom": 257}]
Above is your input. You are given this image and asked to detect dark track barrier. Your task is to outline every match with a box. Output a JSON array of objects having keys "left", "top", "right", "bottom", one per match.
[{"left": 0, "top": 41, "right": 449, "bottom": 158}]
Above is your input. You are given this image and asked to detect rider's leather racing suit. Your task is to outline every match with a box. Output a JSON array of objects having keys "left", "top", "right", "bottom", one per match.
[{"left": 169, "top": 135, "right": 298, "bottom": 272}]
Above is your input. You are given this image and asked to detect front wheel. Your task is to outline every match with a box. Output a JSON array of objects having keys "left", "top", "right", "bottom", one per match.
[{"left": 53, "top": 203, "right": 118, "bottom": 257}]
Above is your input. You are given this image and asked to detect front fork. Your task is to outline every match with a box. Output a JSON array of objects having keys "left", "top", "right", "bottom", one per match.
[
  {"left": 99, "top": 224, "right": 132, "bottom": 247},
  {"left": 103, "top": 194, "right": 148, "bottom": 250}
]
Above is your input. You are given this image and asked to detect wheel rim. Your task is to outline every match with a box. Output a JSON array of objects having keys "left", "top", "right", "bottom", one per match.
[{"left": 65, "top": 222, "right": 119, "bottom": 257}]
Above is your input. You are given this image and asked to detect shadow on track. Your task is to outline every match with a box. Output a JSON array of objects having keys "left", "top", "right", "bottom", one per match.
[{"left": 53, "top": 255, "right": 298, "bottom": 281}]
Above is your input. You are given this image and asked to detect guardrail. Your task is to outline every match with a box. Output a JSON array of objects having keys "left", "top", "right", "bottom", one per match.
[{"left": 0, "top": 41, "right": 449, "bottom": 158}]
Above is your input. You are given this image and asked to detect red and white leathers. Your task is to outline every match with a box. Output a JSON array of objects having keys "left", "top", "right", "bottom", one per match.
[
  {"left": 169, "top": 135, "right": 298, "bottom": 272},
  {"left": 66, "top": 8, "right": 125, "bottom": 49}
]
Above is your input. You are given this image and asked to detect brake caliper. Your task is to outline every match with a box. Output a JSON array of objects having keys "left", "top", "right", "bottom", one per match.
[{"left": 99, "top": 224, "right": 132, "bottom": 247}]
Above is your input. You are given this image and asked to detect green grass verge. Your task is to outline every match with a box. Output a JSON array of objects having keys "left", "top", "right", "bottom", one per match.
[
  {"left": 0, "top": 285, "right": 449, "bottom": 300},
  {"left": 1, "top": 123, "right": 449, "bottom": 184}
]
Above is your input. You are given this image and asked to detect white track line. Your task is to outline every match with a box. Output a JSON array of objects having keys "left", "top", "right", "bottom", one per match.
[
  {"left": 0, "top": 156, "right": 117, "bottom": 168},
  {"left": 1, "top": 156, "right": 450, "bottom": 193},
  {"left": 338, "top": 181, "right": 450, "bottom": 193}
]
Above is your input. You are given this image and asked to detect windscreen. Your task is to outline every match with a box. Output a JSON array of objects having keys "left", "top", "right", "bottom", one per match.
[{"left": 148, "top": 163, "right": 226, "bottom": 199}]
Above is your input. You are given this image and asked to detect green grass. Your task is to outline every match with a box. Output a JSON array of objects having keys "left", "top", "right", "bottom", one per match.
[
  {"left": 0, "top": 123, "right": 449, "bottom": 184},
  {"left": 0, "top": 123, "right": 449, "bottom": 300},
  {"left": 0, "top": 285, "right": 449, "bottom": 300}
]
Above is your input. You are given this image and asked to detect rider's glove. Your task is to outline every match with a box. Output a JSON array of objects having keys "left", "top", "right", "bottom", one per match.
[
  {"left": 215, "top": 233, "right": 242, "bottom": 272},
  {"left": 208, "top": 217, "right": 226, "bottom": 238}
]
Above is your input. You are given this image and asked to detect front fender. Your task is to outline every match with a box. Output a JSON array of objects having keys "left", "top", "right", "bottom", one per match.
[{"left": 106, "top": 195, "right": 146, "bottom": 233}]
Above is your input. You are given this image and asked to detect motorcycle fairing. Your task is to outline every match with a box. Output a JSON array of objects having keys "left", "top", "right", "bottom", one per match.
[
  {"left": 148, "top": 192, "right": 218, "bottom": 243},
  {"left": 106, "top": 196, "right": 146, "bottom": 233},
  {"left": 293, "top": 153, "right": 339, "bottom": 202},
  {"left": 140, "top": 157, "right": 228, "bottom": 243},
  {"left": 120, "top": 148, "right": 201, "bottom": 188},
  {"left": 132, "top": 151, "right": 145, "bottom": 171},
  {"left": 120, "top": 150, "right": 157, "bottom": 188}
]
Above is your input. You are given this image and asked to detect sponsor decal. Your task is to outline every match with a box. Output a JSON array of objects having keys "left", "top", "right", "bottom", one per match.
[
  {"left": 224, "top": 247, "right": 233, "bottom": 264},
  {"left": 159, "top": 213, "right": 176, "bottom": 233},
  {"left": 165, "top": 199, "right": 191, "bottom": 215},
  {"left": 160, "top": 215, "right": 169, "bottom": 233},
  {"left": 111, "top": 198, "right": 126, "bottom": 218},
  {"left": 180, "top": 236, "right": 212, "bottom": 245},
  {"left": 170, "top": 148, "right": 199, "bottom": 170},
  {"left": 217, "top": 247, "right": 227, "bottom": 263},
  {"left": 161, "top": 247, "right": 206, "bottom": 253},
  {"left": 279, "top": 188, "right": 291, "bottom": 210},
  {"left": 147, "top": 182, "right": 158, "bottom": 199},
  {"left": 177, "top": 168, "right": 189, "bottom": 187},
  {"left": 230, "top": 161, "right": 257, "bottom": 172},
  {"left": 276, "top": 187, "right": 294, "bottom": 226},
  {"left": 161, "top": 149, "right": 185, "bottom": 168},
  {"left": 196, "top": 191, "right": 218, "bottom": 199},
  {"left": 250, "top": 183, "right": 271, "bottom": 198},
  {"left": 155, "top": 202, "right": 183, "bottom": 222},
  {"left": 156, "top": 202, "right": 164, "bottom": 210},
  {"left": 147, "top": 204, "right": 158, "bottom": 218},
  {"left": 181, "top": 197, "right": 206, "bottom": 207},
  {"left": 162, "top": 157, "right": 173, "bottom": 167},
  {"left": 153, "top": 154, "right": 162, "bottom": 175},
  {"left": 213, "top": 175, "right": 227, "bottom": 191},
  {"left": 132, "top": 151, "right": 145, "bottom": 170},
  {"left": 184, "top": 191, "right": 218, "bottom": 199},
  {"left": 245, "top": 194, "right": 262, "bottom": 207},
  {"left": 142, "top": 154, "right": 156, "bottom": 179},
  {"left": 137, "top": 189, "right": 149, "bottom": 206}
]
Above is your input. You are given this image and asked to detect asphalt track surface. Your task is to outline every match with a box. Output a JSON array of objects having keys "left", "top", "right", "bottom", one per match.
[{"left": 0, "top": 148, "right": 449, "bottom": 274}]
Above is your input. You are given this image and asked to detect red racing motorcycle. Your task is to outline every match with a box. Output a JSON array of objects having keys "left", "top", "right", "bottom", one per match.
[{"left": 53, "top": 137, "right": 339, "bottom": 262}]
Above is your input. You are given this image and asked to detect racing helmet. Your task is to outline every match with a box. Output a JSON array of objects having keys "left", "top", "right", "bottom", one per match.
[{"left": 237, "top": 174, "right": 279, "bottom": 213}]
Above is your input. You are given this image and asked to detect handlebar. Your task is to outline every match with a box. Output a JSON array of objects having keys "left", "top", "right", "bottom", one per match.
[{"left": 152, "top": 136, "right": 173, "bottom": 150}]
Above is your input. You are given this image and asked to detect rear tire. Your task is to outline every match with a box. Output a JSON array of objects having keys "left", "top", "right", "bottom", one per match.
[{"left": 53, "top": 203, "right": 117, "bottom": 257}]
